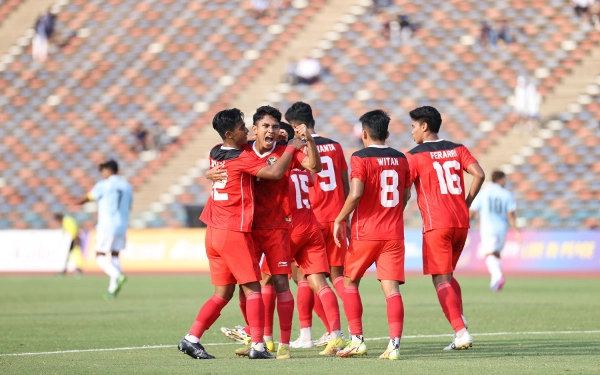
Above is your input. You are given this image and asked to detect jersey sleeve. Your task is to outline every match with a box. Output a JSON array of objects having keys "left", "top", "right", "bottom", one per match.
[
  {"left": 459, "top": 146, "right": 478, "bottom": 170},
  {"left": 349, "top": 155, "right": 366, "bottom": 182},
  {"left": 88, "top": 181, "right": 103, "bottom": 201},
  {"left": 507, "top": 193, "right": 517, "bottom": 212},
  {"left": 406, "top": 153, "right": 418, "bottom": 182},
  {"left": 470, "top": 193, "right": 482, "bottom": 211},
  {"left": 238, "top": 152, "right": 264, "bottom": 176}
]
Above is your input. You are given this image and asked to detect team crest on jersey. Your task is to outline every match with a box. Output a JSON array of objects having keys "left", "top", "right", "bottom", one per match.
[{"left": 267, "top": 156, "right": 278, "bottom": 165}]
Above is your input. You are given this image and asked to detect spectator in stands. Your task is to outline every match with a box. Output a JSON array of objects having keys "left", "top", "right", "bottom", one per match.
[
  {"left": 591, "top": 0, "right": 600, "bottom": 30},
  {"left": 399, "top": 14, "right": 416, "bottom": 45},
  {"left": 295, "top": 57, "right": 321, "bottom": 85},
  {"left": 497, "top": 19, "right": 515, "bottom": 46},
  {"left": 379, "top": 11, "right": 391, "bottom": 41},
  {"left": 251, "top": 0, "right": 269, "bottom": 18},
  {"left": 513, "top": 75, "right": 528, "bottom": 126},
  {"left": 525, "top": 79, "right": 541, "bottom": 130},
  {"left": 32, "top": 9, "right": 57, "bottom": 62},
  {"left": 573, "top": 0, "right": 594, "bottom": 20},
  {"left": 283, "top": 58, "right": 298, "bottom": 84},
  {"left": 479, "top": 21, "right": 497, "bottom": 48},
  {"left": 132, "top": 123, "right": 151, "bottom": 152}
]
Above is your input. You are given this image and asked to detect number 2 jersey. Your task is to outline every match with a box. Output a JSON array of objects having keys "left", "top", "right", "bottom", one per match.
[
  {"left": 308, "top": 135, "right": 348, "bottom": 223},
  {"left": 349, "top": 145, "right": 411, "bottom": 241},
  {"left": 200, "top": 144, "right": 265, "bottom": 232},
  {"left": 406, "top": 140, "right": 478, "bottom": 232}
]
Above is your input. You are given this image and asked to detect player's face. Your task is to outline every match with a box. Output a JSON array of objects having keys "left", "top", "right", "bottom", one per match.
[
  {"left": 411, "top": 120, "right": 425, "bottom": 144},
  {"left": 253, "top": 115, "right": 280, "bottom": 151},
  {"left": 230, "top": 121, "right": 249, "bottom": 146},
  {"left": 278, "top": 129, "right": 288, "bottom": 143},
  {"left": 100, "top": 168, "right": 112, "bottom": 179}
]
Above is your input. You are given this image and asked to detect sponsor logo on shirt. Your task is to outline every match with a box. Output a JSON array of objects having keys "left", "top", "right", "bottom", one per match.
[{"left": 278, "top": 262, "right": 288, "bottom": 267}]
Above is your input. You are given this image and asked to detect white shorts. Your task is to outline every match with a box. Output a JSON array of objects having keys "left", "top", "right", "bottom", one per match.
[
  {"left": 95, "top": 233, "right": 126, "bottom": 253},
  {"left": 478, "top": 234, "right": 506, "bottom": 257}
]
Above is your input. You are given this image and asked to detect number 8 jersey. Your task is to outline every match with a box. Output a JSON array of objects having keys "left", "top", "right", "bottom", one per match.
[
  {"left": 406, "top": 140, "right": 478, "bottom": 232},
  {"left": 349, "top": 145, "right": 411, "bottom": 241}
]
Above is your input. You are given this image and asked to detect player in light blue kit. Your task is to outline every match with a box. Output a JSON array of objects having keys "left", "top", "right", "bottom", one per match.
[
  {"left": 73, "top": 160, "right": 133, "bottom": 298},
  {"left": 470, "top": 171, "right": 519, "bottom": 292}
]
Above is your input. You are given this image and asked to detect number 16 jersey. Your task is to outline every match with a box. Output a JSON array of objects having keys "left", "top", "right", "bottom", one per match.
[
  {"left": 350, "top": 145, "right": 411, "bottom": 241},
  {"left": 406, "top": 140, "right": 478, "bottom": 232}
]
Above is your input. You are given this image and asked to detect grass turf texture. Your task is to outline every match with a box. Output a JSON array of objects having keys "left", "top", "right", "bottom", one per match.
[{"left": 1, "top": 275, "right": 599, "bottom": 374}]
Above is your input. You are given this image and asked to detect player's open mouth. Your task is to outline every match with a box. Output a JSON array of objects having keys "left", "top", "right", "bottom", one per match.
[{"left": 265, "top": 136, "right": 274, "bottom": 145}]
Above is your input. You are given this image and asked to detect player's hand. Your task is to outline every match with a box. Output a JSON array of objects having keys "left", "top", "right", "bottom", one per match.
[
  {"left": 206, "top": 166, "right": 227, "bottom": 182},
  {"left": 294, "top": 124, "right": 308, "bottom": 141},
  {"left": 289, "top": 138, "right": 305, "bottom": 151},
  {"left": 333, "top": 220, "right": 345, "bottom": 248}
]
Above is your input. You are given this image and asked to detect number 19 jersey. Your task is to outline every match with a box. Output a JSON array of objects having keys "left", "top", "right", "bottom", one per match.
[
  {"left": 200, "top": 144, "right": 264, "bottom": 232},
  {"left": 406, "top": 140, "right": 478, "bottom": 232},
  {"left": 350, "top": 145, "right": 411, "bottom": 241},
  {"left": 308, "top": 135, "right": 348, "bottom": 223}
]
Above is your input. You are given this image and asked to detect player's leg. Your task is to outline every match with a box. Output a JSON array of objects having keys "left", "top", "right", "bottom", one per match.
[
  {"left": 486, "top": 234, "right": 506, "bottom": 291},
  {"left": 62, "top": 240, "right": 75, "bottom": 274},
  {"left": 292, "top": 266, "right": 317, "bottom": 348},
  {"left": 323, "top": 222, "right": 347, "bottom": 299},
  {"left": 376, "top": 240, "right": 406, "bottom": 360},
  {"left": 240, "top": 281, "right": 275, "bottom": 359},
  {"left": 260, "top": 271, "right": 276, "bottom": 351},
  {"left": 94, "top": 233, "right": 121, "bottom": 298}
]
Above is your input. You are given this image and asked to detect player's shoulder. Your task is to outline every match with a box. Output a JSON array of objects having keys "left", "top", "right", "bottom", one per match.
[
  {"left": 408, "top": 140, "right": 464, "bottom": 155},
  {"left": 352, "top": 146, "right": 406, "bottom": 159},
  {"left": 209, "top": 143, "right": 244, "bottom": 161}
]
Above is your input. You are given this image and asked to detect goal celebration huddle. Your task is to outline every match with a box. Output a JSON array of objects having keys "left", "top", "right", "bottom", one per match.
[{"left": 178, "top": 102, "right": 485, "bottom": 360}]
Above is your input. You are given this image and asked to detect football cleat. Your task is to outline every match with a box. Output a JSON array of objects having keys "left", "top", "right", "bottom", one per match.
[
  {"left": 265, "top": 340, "right": 275, "bottom": 352},
  {"left": 221, "top": 325, "right": 249, "bottom": 343},
  {"left": 336, "top": 337, "right": 367, "bottom": 358},
  {"left": 276, "top": 344, "right": 291, "bottom": 359},
  {"left": 314, "top": 332, "right": 330, "bottom": 347},
  {"left": 491, "top": 277, "right": 506, "bottom": 292},
  {"left": 319, "top": 336, "right": 345, "bottom": 355},
  {"left": 113, "top": 275, "right": 127, "bottom": 296},
  {"left": 379, "top": 344, "right": 400, "bottom": 360},
  {"left": 178, "top": 338, "right": 215, "bottom": 359},
  {"left": 248, "top": 347, "right": 275, "bottom": 359},
  {"left": 235, "top": 337, "right": 252, "bottom": 357},
  {"left": 443, "top": 331, "right": 473, "bottom": 351},
  {"left": 103, "top": 292, "right": 116, "bottom": 300},
  {"left": 290, "top": 337, "right": 315, "bottom": 349}
]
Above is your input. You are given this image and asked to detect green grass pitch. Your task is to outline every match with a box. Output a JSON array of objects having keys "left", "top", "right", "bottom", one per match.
[{"left": 1, "top": 274, "right": 599, "bottom": 374}]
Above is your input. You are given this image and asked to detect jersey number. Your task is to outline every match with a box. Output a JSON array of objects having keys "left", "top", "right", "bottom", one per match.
[
  {"left": 489, "top": 197, "right": 504, "bottom": 214},
  {"left": 291, "top": 174, "right": 310, "bottom": 209},
  {"left": 433, "top": 161, "right": 462, "bottom": 195},
  {"left": 317, "top": 156, "right": 337, "bottom": 191},
  {"left": 212, "top": 180, "right": 228, "bottom": 201},
  {"left": 380, "top": 170, "right": 400, "bottom": 207}
]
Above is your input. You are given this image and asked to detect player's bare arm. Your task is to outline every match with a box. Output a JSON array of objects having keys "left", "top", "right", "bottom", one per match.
[
  {"left": 333, "top": 178, "right": 365, "bottom": 247},
  {"left": 256, "top": 138, "right": 306, "bottom": 180},
  {"left": 403, "top": 187, "right": 410, "bottom": 209},
  {"left": 465, "top": 162, "right": 485, "bottom": 208},
  {"left": 508, "top": 209, "right": 521, "bottom": 242},
  {"left": 205, "top": 166, "right": 228, "bottom": 182},
  {"left": 341, "top": 170, "right": 350, "bottom": 198},
  {"left": 295, "top": 124, "right": 322, "bottom": 173}
]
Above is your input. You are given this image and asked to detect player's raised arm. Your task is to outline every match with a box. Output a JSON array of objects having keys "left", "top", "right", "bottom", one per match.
[
  {"left": 333, "top": 178, "right": 364, "bottom": 247},
  {"left": 465, "top": 162, "right": 485, "bottom": 208},
  {"left": 255, "top": 138, "right": 306, "bottom": 180},
  {"left": 295, "top": 124, "right": 322, "bottom": 173}
]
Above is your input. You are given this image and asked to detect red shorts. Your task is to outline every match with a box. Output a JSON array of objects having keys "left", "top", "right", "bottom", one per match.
[
  {"left": 321, "top": 221, "right": 347, "bottom": 267},
  {"left": 345, "top": 239, "right": 405, "bottom": 283},
  {"left": 205, "top": 227, "right": 261, "bottom": 286},
  {"left": 253, "top": 228, "right": 292, "bottom": 275},
  {"left": 422, "top": 228, "right": 469, "bottom": 275},
  {"left": 291, "top": 229, "right": 329, "bottom": 276}
]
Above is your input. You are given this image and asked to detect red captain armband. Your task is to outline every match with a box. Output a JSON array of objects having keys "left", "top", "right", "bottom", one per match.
[{"left": 285, "top": 145, "right": 296, "bottom": 154}]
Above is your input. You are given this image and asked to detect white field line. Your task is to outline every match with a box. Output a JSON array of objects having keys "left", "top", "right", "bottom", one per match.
[{"left": 2, "top": 330, "right": 599, "bottom": 357}]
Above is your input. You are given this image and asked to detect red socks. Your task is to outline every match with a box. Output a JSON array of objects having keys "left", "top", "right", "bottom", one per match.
[
  {"left": 246, "top": 292, "right": 265, "bottom": 343},
  {"left": 276, "top": 290, "right": 294, "bottom": 344},
  {"left": 262, "top": 285, "right": 276, "bottom": 337},
  {"left": 450, "top": 277, "right": 464, "bottom": 315},
  {"left": 313, "top": 291, "right": 331, "bottom": 332},
  {"left": 333, "top": 276, "right": 345, "bottom": 301},
  {"left": 386, "top": 292, "right": 404, "bottom": 339},
  {"left": 297, "top": 281, "right": 314, "bottom": 329},
  {"left": 317, "top": 286, "right": 341, "bottom": 332},
  {"left": 189, "top": 294, "right": 229, "bottom": 339},
  {"left": 436, "top": 282, "right": 466, "bottom": 332},
  {"left": 343, "top": 286, "right": 363, "bottom": 336}
]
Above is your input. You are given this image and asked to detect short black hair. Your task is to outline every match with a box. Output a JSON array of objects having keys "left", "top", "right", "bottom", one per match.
[
  {"left": 279, "top": 121, "right": 295, "bottom": 141},
  {"left": 284, "top": 101, "right": 315, "bottom": 128},
  {"left": 359, "top": 109, "right": 390, "bottom": 141},
  {"left": 99, "top": 160, "right": 118, "bottom": 174},
  {"left": 253, "top": 105, "right": 282, "bottom": 125},
  {"left": 409, "top": 106, "right": 442, "bottom": 133},
  {"left": 213, "top": 108, "right": 244, "bottom": 140},
  {"left": 492, "top": 170, "right": 506, "bottom": 183}
]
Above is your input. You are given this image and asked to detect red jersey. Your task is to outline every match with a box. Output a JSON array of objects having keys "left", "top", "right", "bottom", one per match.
[
  {"left": 289, "top": 168, "right": 322, "bottom": 235},
  {"left": 200, "top": 144, "right": 264, "bottom": 232},
  {"left": 349, "top": 146, "right": 411, "bottom": 241},
  {"left": 406, "top": 140, "right": 478, "bottom": 232},
  {"left": 250, "top": 142, "right": 306, "bottom": 230},
  {"left": 308, "top": 135, "right": 348, "bottom": 223}
]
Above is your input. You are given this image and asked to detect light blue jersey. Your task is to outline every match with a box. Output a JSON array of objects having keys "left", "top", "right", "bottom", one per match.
[
  {"left": 471, "top": 183, "right": 516, "bottom": 237},
  {"left": 89, "top": 175, "right": 133, "bottom": 235}
]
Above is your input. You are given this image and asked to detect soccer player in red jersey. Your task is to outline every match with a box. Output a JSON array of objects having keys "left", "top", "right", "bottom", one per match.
[
  {"left": 177, "top": 108, "right": 305, "bottom": 360},
  {"left": 284, "top": 102, "right": 350, "bottom": 347},
  {"left": 332, "top": 110, "right": 411, "bottom": 360},
  {"left": 406, "top": 106, "right": 485, "bottom": 350}
]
